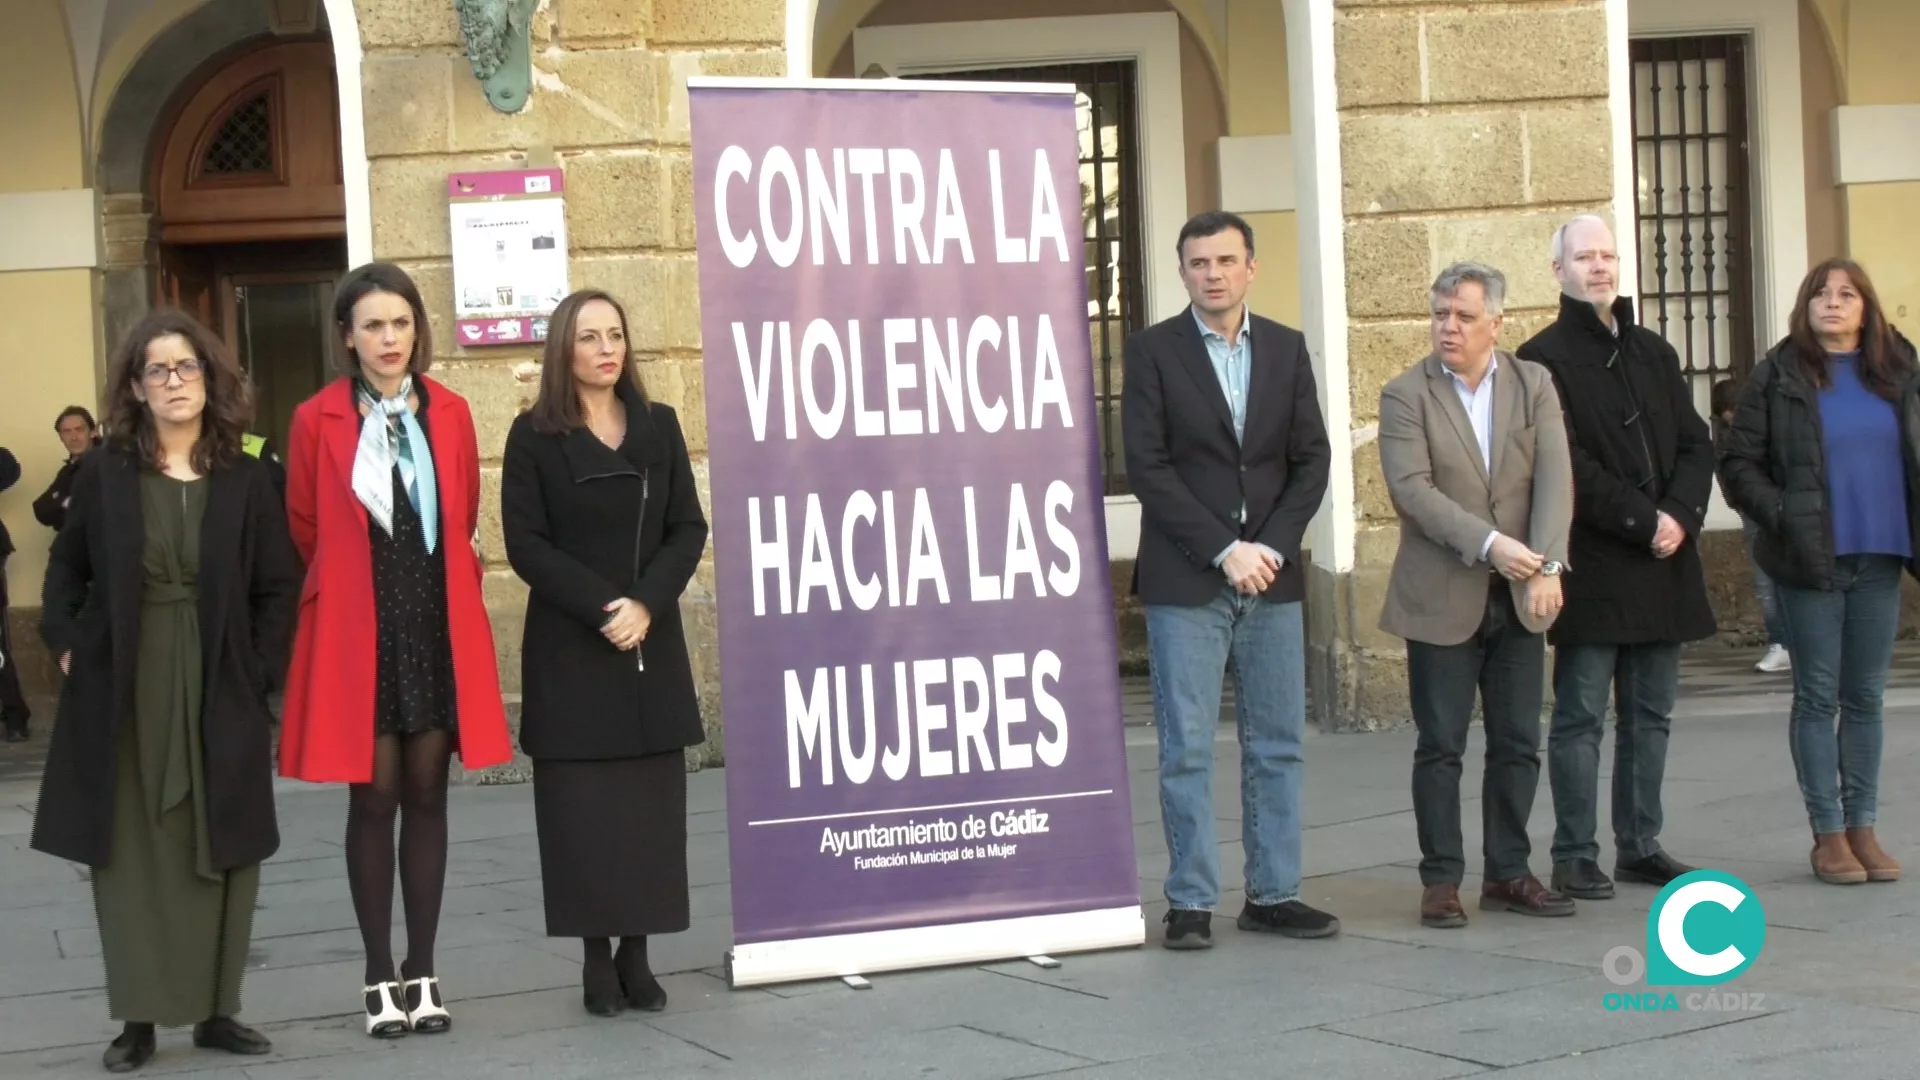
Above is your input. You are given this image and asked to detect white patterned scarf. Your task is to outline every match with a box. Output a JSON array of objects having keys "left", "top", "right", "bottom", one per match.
[{"left": 352, "top": 375, "right": 439, "bottom": 553}]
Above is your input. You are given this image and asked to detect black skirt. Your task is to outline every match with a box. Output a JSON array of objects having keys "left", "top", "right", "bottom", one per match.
[{"left": 532, "top": 751, "right": 690, "bottom": 938}]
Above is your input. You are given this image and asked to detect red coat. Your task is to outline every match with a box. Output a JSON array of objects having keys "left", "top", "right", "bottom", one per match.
[{"left": 278, "top": 377, "right": 512, "bottom": 782}]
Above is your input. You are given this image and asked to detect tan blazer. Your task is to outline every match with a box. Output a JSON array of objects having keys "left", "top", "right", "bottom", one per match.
[{"left": 1377, "top": 351, "right": 1573, "bottom": 646}]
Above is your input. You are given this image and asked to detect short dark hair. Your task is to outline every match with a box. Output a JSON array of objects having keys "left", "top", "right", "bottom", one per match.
[
  {"left": 55, "top": 406, "right": 96, "bottom": 432},
  {"left": 528, "top": 289, "right": 650, "bottom": 435},
  {"left": 1177, "top": 211, "right": 1255, "bottom": 261},
  {"left": 332, "top": 262, "right": 434, "bottom": 378}
]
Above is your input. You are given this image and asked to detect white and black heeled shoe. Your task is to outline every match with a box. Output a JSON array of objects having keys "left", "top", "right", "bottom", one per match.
[
  {"left": 404, "top": 976, "right": 451, "bottom": 1034},
  {"left": 364, "top": 981, "right": 409, "bottom": 1038}
]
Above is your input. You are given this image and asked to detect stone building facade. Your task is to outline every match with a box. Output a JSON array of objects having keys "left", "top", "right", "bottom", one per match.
[
  {"left": 3, "top": 0, "right": 1914, "bottom": 749},
  {"left": 1314, "top": 0, "right": 1617, "bottom": 728}
]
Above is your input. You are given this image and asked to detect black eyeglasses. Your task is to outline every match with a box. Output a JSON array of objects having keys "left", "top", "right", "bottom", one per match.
[{"left": 140, "top": 359, "right": 203, "bottom": 387}]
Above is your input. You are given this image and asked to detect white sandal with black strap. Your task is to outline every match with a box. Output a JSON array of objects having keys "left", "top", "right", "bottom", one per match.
[
  {"left": 364, "top": 981, "right": 409, "bottom": 1038},
  {"left": 404, "top": 976, "right": 451, "bottom": 1034}
]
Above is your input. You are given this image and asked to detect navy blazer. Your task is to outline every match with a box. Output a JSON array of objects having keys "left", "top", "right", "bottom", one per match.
[{"left": 1121, "top": 307, "right": 1331, "bottom": 606}]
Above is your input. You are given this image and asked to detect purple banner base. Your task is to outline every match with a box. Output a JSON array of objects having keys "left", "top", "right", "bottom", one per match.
[{"left": 725, "top": 905, "right": 1144, "bottom": 988}]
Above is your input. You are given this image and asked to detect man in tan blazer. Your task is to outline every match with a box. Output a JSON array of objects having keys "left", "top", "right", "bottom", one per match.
[{"left": 1377, "top": 261, "right": 1575, "bottom": 930}]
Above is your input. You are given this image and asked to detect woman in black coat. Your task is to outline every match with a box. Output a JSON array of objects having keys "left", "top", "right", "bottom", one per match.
[
  {"left": 1719, "top": 257, "right": 1920, "bottom": 887},
  {"left": 501, "top": 289, "right": 708, "bottom": 1017},
  {"left": 32, "top": 309, "right": 302, "bottom": 1072}
]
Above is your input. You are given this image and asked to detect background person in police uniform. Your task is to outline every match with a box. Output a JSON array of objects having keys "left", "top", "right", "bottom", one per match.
[{"left": 243, "top": 431, "right": 287, "bottom": 499}]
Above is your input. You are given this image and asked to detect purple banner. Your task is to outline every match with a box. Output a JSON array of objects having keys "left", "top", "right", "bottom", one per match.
[{"left": 690, "top": 82, "right": 1139, "bottom": 950}]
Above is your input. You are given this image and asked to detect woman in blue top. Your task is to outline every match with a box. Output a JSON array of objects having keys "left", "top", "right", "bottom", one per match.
[{"left": 1719, "top": 258, "right": 1920, "bottom": 886}]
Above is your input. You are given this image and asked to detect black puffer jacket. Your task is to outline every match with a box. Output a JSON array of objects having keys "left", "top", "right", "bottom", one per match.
[{"left": 1716, "top": 332, "right": 1920, "bottom": 590}]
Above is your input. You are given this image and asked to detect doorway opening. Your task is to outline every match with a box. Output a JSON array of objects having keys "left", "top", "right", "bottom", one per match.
[{"left": 152, "top": 38, "right": 347, "bottom": 453}]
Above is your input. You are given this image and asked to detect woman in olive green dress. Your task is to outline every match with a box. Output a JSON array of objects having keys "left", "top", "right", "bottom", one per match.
[{"left": 34, "top": 309, "right": 302, "bottom": 1073}]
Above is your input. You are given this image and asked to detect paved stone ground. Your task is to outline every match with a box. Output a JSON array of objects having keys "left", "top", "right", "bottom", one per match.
[{"left": 3, "top": 646, "right": 1919, "bottom": 1078}]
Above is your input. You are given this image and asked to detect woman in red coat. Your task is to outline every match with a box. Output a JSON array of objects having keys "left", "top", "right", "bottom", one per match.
[{"left": 279, "top": 262, "right": 510, "bottom": 1039}]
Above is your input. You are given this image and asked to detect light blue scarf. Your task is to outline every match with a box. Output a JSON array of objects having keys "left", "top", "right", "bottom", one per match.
[{"left": 352, "top": 375, "right": 439, "bottom": 552}]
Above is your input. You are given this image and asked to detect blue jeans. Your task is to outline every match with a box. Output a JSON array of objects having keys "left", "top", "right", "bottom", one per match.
[
  {"left": 1740, "top": 516, "right": 1788, "bottom": 646},
  {"left": 1146, "top": 588, "right": 1305, "bottom": 910},
  {"left": 1548, "top": 642, "right": 1681, "bottom": 864},
  {"left": 1777, "top": 555, "right": 1903, "bottom": 834}
]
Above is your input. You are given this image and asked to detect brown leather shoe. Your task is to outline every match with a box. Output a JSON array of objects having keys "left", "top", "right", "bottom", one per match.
[
  {"left": 1420, "top": 884, "right": 1467, "bottom": 928},
  {"left": 1811, "top": 832, "right": 1868, "bottom": 884},
  {"left": 1479, "top": 874, "right": 1576, "bottom": 917},
  {"left": 1845, "top": 827, "right": 1901, "bottom": 882}
]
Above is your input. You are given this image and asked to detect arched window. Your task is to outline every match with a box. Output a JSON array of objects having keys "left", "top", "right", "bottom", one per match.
[
  {"left": 197, "top": 89, "right": 277, "bottom": 177},
  {"left": 155, "top": 41, "right": 342, "bottom": 243}
]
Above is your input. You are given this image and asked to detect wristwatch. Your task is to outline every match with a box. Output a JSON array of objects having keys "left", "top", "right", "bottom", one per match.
[{"left": 1540, "top": 561, "right": 1563, "bottom": 576}]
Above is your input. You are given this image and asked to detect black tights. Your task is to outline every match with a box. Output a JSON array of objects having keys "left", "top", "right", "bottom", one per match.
[{"left": 345, "top": 731, "right": 452, "bottom": 986}]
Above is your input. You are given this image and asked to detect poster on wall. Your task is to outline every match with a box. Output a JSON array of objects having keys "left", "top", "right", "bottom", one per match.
[
  {"left": 689, "top": 76, "right": 1142, "bottom": 988},
  {"left": 447, "top": 167, "right": 569, "bottom": 346}
]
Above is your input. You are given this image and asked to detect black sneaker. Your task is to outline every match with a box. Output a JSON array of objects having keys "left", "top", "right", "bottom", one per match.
[
  {"left": 1, "top": 725, "right": 26, "bottom": 743},
  {"left": 1551, "top": 858, "right": 1615, "bottom": 899},
  {"left": 1161, "top": 908, "right": 1212, "bottom": 950},
  {"left": 1616, "top": 850, "right": 1696, "bottom": 886},
  {"left": 1237, "top": 899, "right": 1340, "bottom": 939}
]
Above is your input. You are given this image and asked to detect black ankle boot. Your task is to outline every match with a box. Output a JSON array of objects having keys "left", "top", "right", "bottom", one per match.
[
  {"left": 582, "top": 939, "right": 625, "bottom": 1017},
  {"left": 103, "top": 1023, "right": 155, "bottom": 1073},
  {"left": 614, "top": 937, "right": 667, "bottom": 1012}
]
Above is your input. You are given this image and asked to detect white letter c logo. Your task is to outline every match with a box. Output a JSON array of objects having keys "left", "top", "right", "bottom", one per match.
[{"left": 1657, "top": 880, "right": 1747, "bottom": 978}]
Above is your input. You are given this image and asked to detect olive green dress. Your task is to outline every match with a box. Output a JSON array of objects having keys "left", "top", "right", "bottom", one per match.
[{"left": 91, "top": 473, "right": 260, "bottom": 1025}]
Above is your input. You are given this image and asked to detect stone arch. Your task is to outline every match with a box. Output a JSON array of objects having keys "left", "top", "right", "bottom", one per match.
[
  {"left": 93, "top": 0, "right": 287, "bottom": 352},
  {"left": 96, "top": 0, "right": 283, "bottom": 199}
]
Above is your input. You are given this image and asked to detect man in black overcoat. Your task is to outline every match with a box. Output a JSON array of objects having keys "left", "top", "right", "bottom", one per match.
[{"left": 1516, "top": 214, "right": 1717, "bottom": 900}]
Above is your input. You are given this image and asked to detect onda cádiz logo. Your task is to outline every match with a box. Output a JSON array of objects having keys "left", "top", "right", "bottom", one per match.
[{"left": 1601, "top": 870, "right": 1768, "bottom": 1013}]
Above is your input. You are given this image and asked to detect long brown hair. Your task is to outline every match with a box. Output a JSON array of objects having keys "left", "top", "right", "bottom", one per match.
[
  {"left": 527, "top": 289, "right": 649, "bottom": 434},
  {"left": 1786, "top": 258, "right": 1910, "bottom": 400},
  {"left": 332, "top": 262, "right": 434, "bottom": 377},
  {"left": 104, "top": 308, "right": 251, "bottom": 473}
]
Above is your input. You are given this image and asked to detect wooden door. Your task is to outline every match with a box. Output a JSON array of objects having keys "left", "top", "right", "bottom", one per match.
[
  {"left": 153, "top": 39, "right": 344, "bottom": 243},
  {"left": 158, "top": 244, "right": 220, "bottom": 328},
  {"left": 219, "top": 269, "right": 340, "bottom": 453}
]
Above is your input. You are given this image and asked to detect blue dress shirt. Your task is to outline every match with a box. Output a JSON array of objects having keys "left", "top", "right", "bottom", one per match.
[
  {"left": 1192, "top": 306, "right": 1285, "bottom": 572},
  {"left": 1443, "top": 355, "right": 1501, "bottom": 562}
]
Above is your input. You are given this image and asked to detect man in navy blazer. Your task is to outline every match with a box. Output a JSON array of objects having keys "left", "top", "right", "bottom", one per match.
[{"left": 1122, "top": 211, "right": 1335, "bottom": 949}]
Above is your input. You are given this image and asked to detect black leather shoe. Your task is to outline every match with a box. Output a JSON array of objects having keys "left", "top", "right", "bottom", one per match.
[
  {"left": 1237, "top": 899, "right": 1341, "bottom": 939},
  {"left": 192, "top": 1016, "right": 271, "bottom": 1055},
  {"left": 1551, "top": 859, "right": 1615, "bottom": 899},
  {"left": 1616, "top": 851, "right": 1696, "bottom": 886},
  {"left": 1161, "top": 908, "right": 1212, "bottom": 950},
  {"left": 103, "top": 1023, "right": 156, "bottom": 1072}
]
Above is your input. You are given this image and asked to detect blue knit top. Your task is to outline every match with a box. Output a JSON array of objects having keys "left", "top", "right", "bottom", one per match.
[{"left": 1818, "top": 351, "right": 1911, "bottom": 558}]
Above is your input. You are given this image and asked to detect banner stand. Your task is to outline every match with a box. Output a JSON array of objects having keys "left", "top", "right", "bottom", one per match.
[
  {"left": 690, "top": 75, "right": 1146, "bottom": 992},
  {"left": 726, "top": 906, "right": 1142, "bottom": 989}
]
